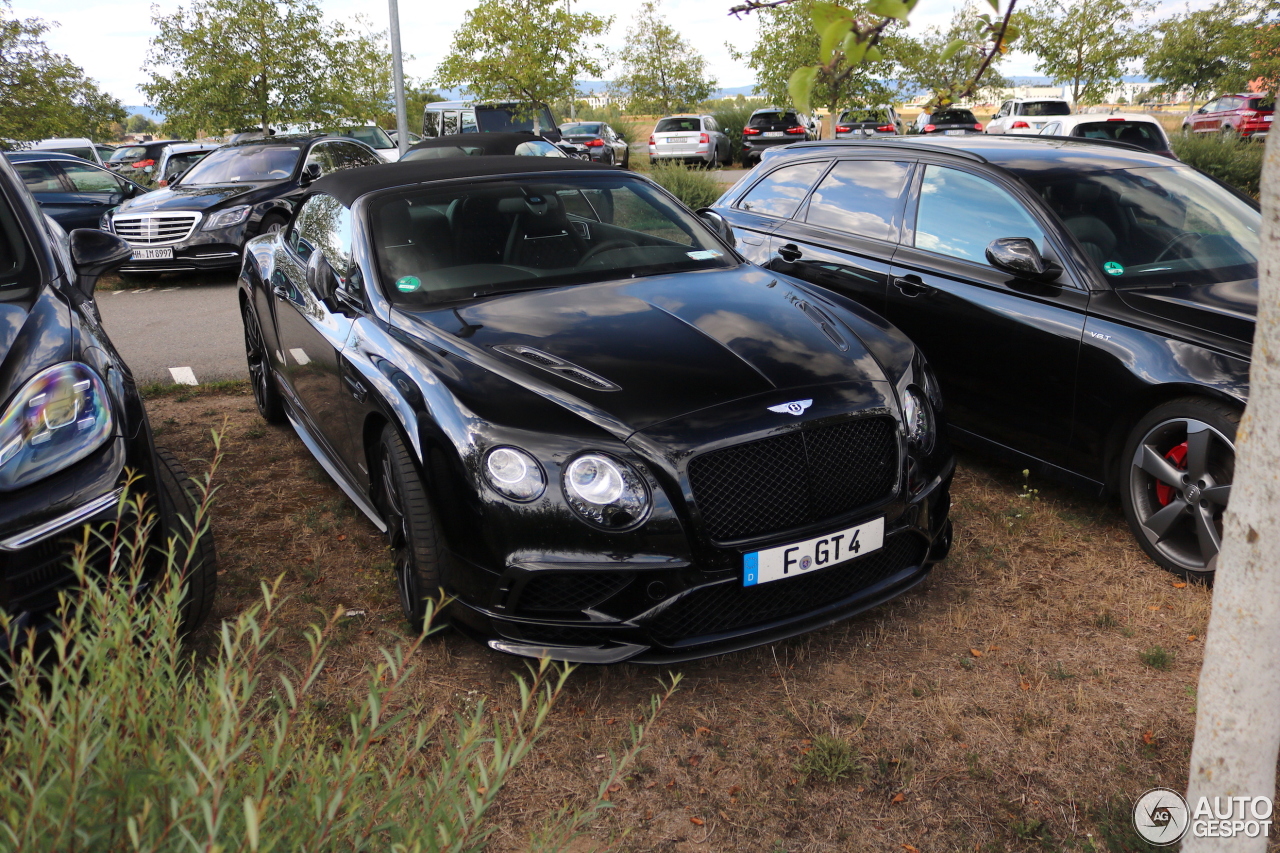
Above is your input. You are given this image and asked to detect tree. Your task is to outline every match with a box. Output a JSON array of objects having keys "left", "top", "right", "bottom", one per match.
[
  {"left": 376, "top": 82, "right": 444, "bottom": 132},
  {"left": 1184, "top": 131, "right": 1278, "bottom": 853},
  {"left": 1016, "top": 0, "right": 1152, "bottom": 105},
  {"left": 434, "top": 0, "right": 611, "bottom": 112},
  {"left": 1246, "top": 18, "right": 1280, "bottom": 96},
  {"left": 141, "top": 0, "right": 393, "bottom": 137},
  {"left": 895, "top": 4, "right": 1010, "bottom": 108},
  {"left": 729, "top": 0, "right": 901, "bottom": 138},
  {"left": 611, "top": 0, "right": 716, "bottom": 114},
  {"left": 0, "top": 2, "right": 123, "bottom": 143},
  {"left": 1143, "top": 1, "right": 1259, "bottom": 116},
  {"left": 125, "top": 113, "right": 158, "bottom": 134}
]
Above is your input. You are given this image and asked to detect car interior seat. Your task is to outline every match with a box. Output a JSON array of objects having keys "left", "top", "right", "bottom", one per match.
[
  {"left": 378, "top": 200, "right": 454, "bottom": 284},
  {"left": 448, "top": 196, "right": 515, "bottom": 265},
  {"left": 1116, "top": 125, "right": 1156, "bottom": 151},
  {"left": 1045, "top": 182, "right": 1120, "bottom": 265}
]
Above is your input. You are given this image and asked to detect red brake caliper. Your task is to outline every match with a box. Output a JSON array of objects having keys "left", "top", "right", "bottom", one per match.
[{"left": 1155, "top": 442, "right": 1188, "bottom": 506}]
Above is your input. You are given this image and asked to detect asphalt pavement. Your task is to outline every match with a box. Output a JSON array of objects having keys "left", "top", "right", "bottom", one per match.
[{"left": 96, "top": 274, "right": 246, "bottom": 387}]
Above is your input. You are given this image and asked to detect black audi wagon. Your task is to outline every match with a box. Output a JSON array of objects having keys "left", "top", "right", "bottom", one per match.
[
  {"left": 713, "top": 135, "right": 1258, "bottom": 581},
  {"left": 237, "top": 156, "right": 954, "bottom": 662}
]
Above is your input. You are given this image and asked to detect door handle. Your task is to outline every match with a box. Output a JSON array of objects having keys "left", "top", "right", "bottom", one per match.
[
  {"left": 777, "top": 243, "right": 802, "bottom": 262},
  {"left": 894, "top": 275, "right": 934, "bottom": 297}
]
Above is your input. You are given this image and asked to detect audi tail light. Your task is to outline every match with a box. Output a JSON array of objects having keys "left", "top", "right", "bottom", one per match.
[
  {"left": 699, "top": 133, "right": 709, "bottom": 144},
  {"left": 649, "top": 135, "right": 655, "bottom": 145}
]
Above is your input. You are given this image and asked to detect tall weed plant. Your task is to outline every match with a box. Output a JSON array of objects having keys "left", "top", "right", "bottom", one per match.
[
  {"left": 1170, "top": 133, "right": 1264, "bottom": 198},
  {"left": 0, "top": 444, "right": 677, "bottom": 852},
  {"left": 648, "top": 163, "right": 726, "bottom": 210},
  {"left": 708, "top": 98, "right": 770, "bottom": 166}
]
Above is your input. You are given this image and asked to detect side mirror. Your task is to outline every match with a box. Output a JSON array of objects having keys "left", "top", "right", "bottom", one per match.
[
  {"left": 304, "top": 249, "right": 338, "bottom": 305},
  {"left": 985, "top": 237, "right": 1063, "bottom": 282},
  {"left": 300, "top": 162, "right": 322, "bottom": 186},
  {"left": 69, "top": 228, "right": 132, "bottom": 298},
  {"left": 696, "top": 208, "right": 736, "bottom": 248}
]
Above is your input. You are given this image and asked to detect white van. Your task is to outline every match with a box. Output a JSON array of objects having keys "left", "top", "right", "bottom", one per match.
[{"left": 30, "top": 137, "right": 105, "bottom": 166}]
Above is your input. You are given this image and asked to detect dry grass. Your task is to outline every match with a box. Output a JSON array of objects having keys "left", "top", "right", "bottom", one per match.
[{"left": 152, "top": 391, "right": 1220, "bottom": 852}]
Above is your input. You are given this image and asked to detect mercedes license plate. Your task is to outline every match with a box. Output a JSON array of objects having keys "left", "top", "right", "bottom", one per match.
[
  {"left": 132, "top": 247, "right": 174, "bottom": 260},
  {"left": 743, "top": 517, "right": 884, "bottom": 587}
]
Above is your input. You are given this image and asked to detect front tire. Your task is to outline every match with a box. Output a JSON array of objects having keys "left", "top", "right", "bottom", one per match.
[
  {"left": 1120, "top": 397, "right": 1239, "bottom": 582},
  {"left": 154, "top": 448, "right": 218, "bottom": 634},
  {"left": 242, "top": 304, "right": 285, "bottom": 424},
  {"left": 377, "top": 424, "right": 443, "bottom": 632}
]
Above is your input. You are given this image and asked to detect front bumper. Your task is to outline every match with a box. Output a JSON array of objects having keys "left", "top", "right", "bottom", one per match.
[
  {"left": 113, "top": 219, "right": 248, "bottom": 273},
  {"left": 445, "top": 461, "right": 954, "bottom": 663}
]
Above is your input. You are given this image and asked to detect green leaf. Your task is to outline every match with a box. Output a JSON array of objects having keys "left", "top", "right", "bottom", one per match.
[
  {"left": 1001, "top": 23, "right": 1020, "bottom": 43},
  {"left": 940, "top": 38, "right": 966, "bottom": 63},
  {"left": 820, "top": 18, "right": 854, "bottom": 64},
  {"left": 809, "top": 1, "right": 846, "bottom": 33},
  {"left": 844, "top": 37, "right": 869, "bottom": 65},
  {"left": 987, "top": 0, "right": 1000, "bottom": 10},
  {"left": 865, "top": 45, "right": 883, "bottom": 63},
  {"left": 867, "top": 0, "right": 910, "bottom": 21},
  {"left": 788, "top": 65, "right": 820, "bottom": 115}
]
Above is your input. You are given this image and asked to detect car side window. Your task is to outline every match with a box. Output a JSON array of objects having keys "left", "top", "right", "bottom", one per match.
[
  {"left": 60, "top": 162, "right": 126, "bottom": 194},
  {"left": 705, "top": 117, "right": 719, "bottom": 133},
  {"left": 333, "top": 142, "right": 381, "bottom": 170},
  {"left": 461, "top": 110, "right": 478, "bottom": 133},
  {"left": 1043, "top": 121, "right": 1061, "bottom": 135},
  {"left": 803, "top": 160, "right": 912, "bottom": 242},
  {"left": 737, "top": 160, "right": 828, "bottom": 219},
  {"left": 442, "top": 111, "right": 459, "bottom": 134},
  {"left": 423, "top": 111, "right": 440, "bottom": 136},
  {"left": 306, "top": 143, "right": 335, "bottom": 175},
  {"left": 913, "top": 165, "right": 1046, "bottom": 266},
  {"left": 295, "top": 193, "right": 353, "bottom": 280},
  {"left": 12, "top": 162, "right": 64, "bottom": 193}
]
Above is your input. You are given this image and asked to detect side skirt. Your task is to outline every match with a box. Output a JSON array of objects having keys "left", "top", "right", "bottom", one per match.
[{"left": 285, "top": 410, "right": 387, "bottom": 533}]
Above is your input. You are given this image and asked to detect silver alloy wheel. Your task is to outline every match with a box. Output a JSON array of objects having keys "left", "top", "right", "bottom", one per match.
[{"left": 1128, "top": 417, "right": 1234, "bottom": 574}]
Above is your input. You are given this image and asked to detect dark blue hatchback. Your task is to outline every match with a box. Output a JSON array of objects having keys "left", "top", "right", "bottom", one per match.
[{"left": 5, "top": 151, "right": 149, "bottom": 231}]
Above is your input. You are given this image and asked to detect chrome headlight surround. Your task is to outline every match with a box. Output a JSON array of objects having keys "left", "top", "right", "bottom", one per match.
[
  {"left": 202, "top": 205, "right": 251, "bottom": 231},
  {"left": 562, "top": 452, "right": 651, "bottom": 530},
  {"left": 483, "top": 446, "right": 546, "bottom": 502},
  {"left": 0, "top": 362, "right": 115, "bottom": 491},
  {"left": 902, "top": 387, "right": 935, "bottom": 454}
]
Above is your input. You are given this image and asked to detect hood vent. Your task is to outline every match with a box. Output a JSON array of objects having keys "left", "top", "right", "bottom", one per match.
[
  {"left": 495, "top": 345, "right": 622, "bottom": 392},
  {"left": 796, "top": 301, "right": 849, "bottom": 351}
]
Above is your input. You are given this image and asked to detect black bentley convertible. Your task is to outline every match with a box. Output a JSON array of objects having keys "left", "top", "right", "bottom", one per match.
[{"left": 238, "top": 156, "right": 953, "bottom": 662}]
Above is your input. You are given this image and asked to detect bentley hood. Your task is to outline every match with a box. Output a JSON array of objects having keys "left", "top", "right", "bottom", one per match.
[{"left": 397, "top": 266, "right": 895, "bottom": 432}]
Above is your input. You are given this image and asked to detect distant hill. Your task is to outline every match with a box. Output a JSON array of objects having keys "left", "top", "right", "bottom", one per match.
[{"left": 122, "top": 105, "right": 165, "bottom": 122}]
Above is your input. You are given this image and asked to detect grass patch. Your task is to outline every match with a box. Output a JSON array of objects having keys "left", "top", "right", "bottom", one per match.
[
  {"left": 140, "top": 378, "right": 251, "bottom": 399},
  {"left": 1170, "top": 132, "right": 1264, "bottom": 197},
  {"left": 797, "top": 734, "right": 863, "bottom": 783},
  {"left": 1139, "top": 646, "right": 1175, "bottom": 671},
  {"left": 646, "top": 162, "right": 725, "bottom": 210}
]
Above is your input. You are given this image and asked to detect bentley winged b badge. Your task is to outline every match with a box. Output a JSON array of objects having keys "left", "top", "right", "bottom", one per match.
[{"left": 768, "top": 399, "right": 813, "bottom": 416}]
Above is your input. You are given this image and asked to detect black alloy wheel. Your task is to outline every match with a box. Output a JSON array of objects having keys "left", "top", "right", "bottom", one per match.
[
  {"left": 377, "top": 424, "right": 442, "bottom": 632},
  {"left": 258, "top": 214, "right": 287, "bottom": 237},
  {"left": 154, "top": 447, "right": 219, "bottom": 634},
  {"left": 1121, "top": 397, "right": 1239, "bottom": 582},
  {"left": 242, "top": 304, "right": 285, "bottom": 424}
]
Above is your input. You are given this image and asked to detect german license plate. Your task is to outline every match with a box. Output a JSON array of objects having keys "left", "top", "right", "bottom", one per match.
[
  {"left": 945, "top": 129, "right": 965, "bottom": 135},
  {"left": 743, "top": 517, "right": 884, "bottom": 587},
  {"left": 763, "top": 131, "right": 785, "bottom": 137},
  {"left": 132, "top": 247, "right": 174, "bottom": 260}
]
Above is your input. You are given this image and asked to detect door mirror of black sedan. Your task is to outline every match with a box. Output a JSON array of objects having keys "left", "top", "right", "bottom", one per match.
[
  {"left": 985, "top": 237, "right": 1063, "bottom": 282},
  {"left": 305, "top": 249, "right": 338, "bottom": 305},
  {"left": 300, "top": 162, "right": 322, "bottom": 186},
  {"left": 697, "top": 208, "right": 736, "bottom": 248},
  {"left": 68, "top": 228, "right": 132, "bottom": 298}
]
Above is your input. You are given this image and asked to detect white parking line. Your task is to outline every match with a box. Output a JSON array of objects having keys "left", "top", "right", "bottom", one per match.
[
  {"left": 169, "top": 366, "right": 198, "bottom": 386},
  {"left": 158, "top": 287, "right": 178, "bottom": 292}
]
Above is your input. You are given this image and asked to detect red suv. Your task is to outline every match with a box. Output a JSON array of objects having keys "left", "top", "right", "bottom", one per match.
[{"left": 1181, "top": 92, "right": 1273, "bottom": 139}]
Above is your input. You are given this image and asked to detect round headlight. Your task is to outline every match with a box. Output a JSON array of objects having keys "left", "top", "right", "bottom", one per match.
[
  {"left": 484, "top": 446, "right": 545, "bottom": 501},
  {"left": 902, "top": 388, "right": 935, "bottom": 453},
  {"left": 562, "top": 453, "right": 650, "bottom": 529}
]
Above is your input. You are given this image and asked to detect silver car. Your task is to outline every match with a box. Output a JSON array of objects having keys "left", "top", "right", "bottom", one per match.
[{"left": 648, "top": 114, "right": 731, "bottom": 167}]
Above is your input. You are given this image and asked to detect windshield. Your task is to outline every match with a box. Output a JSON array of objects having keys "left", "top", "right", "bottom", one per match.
[
  {"left": 46, "top": 147, "right": 95, "bottom": 161},
  {"left": 931, "top": 110, "right": 976, "bottom": 124},
  {"left": 370, "top": 174, "right": 734, "bottom": 306},
  {"left": 748, "top": 112, "right": 800, "bottom": 128},
  {"left": 110, "top": 146, "right": 147, "bottom": 162},
  {"left": 839, "top": 110, "right": 888, "bottom": 123},
  {"left": 1025, "top": 166, "right": 1260, "bottom": 287},
  {"left": 561, "top": 123, "right": 602, "bottom": 136},
  {"left": 476, "top": 106, "right": 558, "bottom": 134},
  {"left": 165, "top": 151, "right": 212, "bottom": 182},
  {"left": 655, "top": 117, "right": 701, "bottom": 133},
  {"left": 178, "top": 144, "right": 301, "bottom": 184},
  {"left": 1067, "top": 120, "right": 1166, "bottom": 151},
  {"left": 1021, "top": 101, "right": 1071, "bottom": 117},
  {"left": 340, "top": 126, "right": 394, "bottom": 149}
]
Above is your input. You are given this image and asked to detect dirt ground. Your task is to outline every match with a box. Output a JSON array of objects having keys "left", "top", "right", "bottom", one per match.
[{"left": 150, "top": 386, "right": 1217, "bottom": 853}]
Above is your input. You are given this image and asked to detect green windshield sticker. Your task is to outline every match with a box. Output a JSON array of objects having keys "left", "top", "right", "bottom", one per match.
[
  {"left": 396, "top": 276, "right": 421, "bottom": 293},
  {"left": 1103, "top": 261, "right": 1124, "bottom": 276}
]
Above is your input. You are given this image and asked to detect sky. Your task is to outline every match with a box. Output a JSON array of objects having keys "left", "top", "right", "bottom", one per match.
[{"left": 12, "top": 0, "right": 1202, "bottom": 105}]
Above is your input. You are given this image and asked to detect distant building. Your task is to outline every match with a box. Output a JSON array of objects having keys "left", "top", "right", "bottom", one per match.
[{"left": 579, "top": 90, "right": 625, "bottom": 110}]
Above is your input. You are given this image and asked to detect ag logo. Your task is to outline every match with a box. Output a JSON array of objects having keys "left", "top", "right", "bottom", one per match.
[
  {"left": 768, "top": 399, "right": 813, "bottom": 417},
  {"left": 1133, "top": 788, "right": 1190, "bottom": 846}
]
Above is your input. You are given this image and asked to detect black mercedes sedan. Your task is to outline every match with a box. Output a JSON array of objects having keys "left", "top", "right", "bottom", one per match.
[
  {"left": 238, "top": 156, "right": 954, "bottom": 663},
  {"left": 0, "top": 155, "right": 216, "bottom": 646},
  {"left": 105, "top": 134, "right": 383, "bottom": 274},
  {"left": 713, "top": 135, "right": 1258, "bottom": 581}
]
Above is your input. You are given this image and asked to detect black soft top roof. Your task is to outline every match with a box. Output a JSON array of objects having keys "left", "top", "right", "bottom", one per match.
[
  {"left": 405, "top": 131, "right": 554, "bottom": 156},
  {"left": 311, "top": 155, "right": 620, "bottom": 206}
]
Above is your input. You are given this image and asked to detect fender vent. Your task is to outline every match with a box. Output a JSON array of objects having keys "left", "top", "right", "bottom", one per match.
[
  {"left": 495, "top": 345, "right": 622, "bottom": 392},
  {"left": 796, "top": 301, "right": 849, "bottom": 351}
]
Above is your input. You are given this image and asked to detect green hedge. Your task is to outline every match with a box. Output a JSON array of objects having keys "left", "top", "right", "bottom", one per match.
[
  {"left": 1170, "top": 133, "right": 1265, "bottom": 198},
  {"left": 647, "top": 162, "right": 726, "bottom": 210},
  {"left": 0, "top": 445, "right": 676, "bottom": 852}
]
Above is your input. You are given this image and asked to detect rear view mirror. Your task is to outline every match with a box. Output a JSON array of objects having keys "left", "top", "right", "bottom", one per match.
[
  {"left": 304, "top": 249, "right": 338, "bottom": 305},
  {"left": 300, "top": 162, "right": 322, "bottom": 185},
  {"left": 697, "top": 208, "right": 736, "bottom": 248},
  {"left": 985, "top": 238, "right": 1062, "bottom": 281},
  {"left": 69, "top": 228, "right": 132, "bottom": 298}
]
